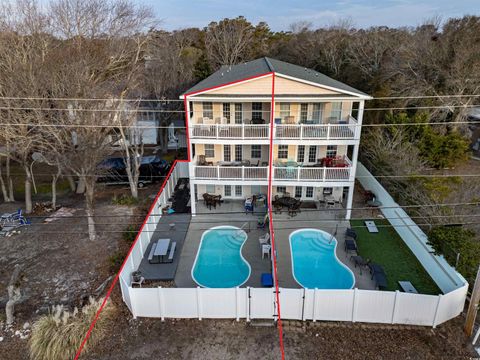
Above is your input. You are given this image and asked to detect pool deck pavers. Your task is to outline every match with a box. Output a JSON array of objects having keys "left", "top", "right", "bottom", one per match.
[{"left": 140, "top": 198, "right": 376, "bottom": 290}]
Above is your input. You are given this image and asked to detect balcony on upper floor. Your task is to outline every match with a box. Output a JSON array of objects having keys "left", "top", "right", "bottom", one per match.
[
  {"left": 274, "top": 115, "right": 359, "bottom": 140},
  {"left": 188, "top": 100, "right": 360, "bottom": 141}
]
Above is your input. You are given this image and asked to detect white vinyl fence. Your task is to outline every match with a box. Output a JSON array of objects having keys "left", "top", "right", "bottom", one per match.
[{"left": 123, "top": 284, "right": 468, "bottom": 327}]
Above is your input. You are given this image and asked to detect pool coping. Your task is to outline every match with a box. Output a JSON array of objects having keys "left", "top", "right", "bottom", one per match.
[
  {"left": 289, "top": 228, "right": 356, "bottom": 290},
  {"left": 191, "top": 225, "right": 252, "bottom": 288}
]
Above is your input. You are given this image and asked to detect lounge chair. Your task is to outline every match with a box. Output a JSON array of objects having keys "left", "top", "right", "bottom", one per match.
[
  {"left": 346, "top": 228, "right": 357, "bottom": 239},
  {"left": 369, "top": 263, "right": 387, "bottom": 290},
  {"left": 344, "top": 239, "right": 357, "bottom": 255}
]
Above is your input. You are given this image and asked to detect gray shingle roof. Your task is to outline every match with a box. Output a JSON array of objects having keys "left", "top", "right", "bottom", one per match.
[{"left": 183, "top": 57, "right": 369, "bottom": 97}]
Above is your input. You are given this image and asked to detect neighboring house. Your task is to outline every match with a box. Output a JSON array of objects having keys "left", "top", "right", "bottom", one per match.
[{"left": 182, "top": 57, "right": 371, "bottom": 218}]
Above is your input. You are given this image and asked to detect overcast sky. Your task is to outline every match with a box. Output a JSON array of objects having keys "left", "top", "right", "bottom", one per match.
[{"left": 139, "top": 0, "right": 478, "bottom": 31}]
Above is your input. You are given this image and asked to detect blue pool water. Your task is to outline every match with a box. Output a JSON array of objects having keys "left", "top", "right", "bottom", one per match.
[
  {"left": 192, "top": 226, "right": 251, "bottom": 288},
  {"left": 289, "top": 229, "right": 355, "bottom": 289}
]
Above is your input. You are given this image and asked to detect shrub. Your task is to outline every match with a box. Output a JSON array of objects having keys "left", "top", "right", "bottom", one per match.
[
  {"left": 111, "top": 193, "right": 139, "bottom": 206},
  {"left": 108, "top": 251, "right": 126, "bottom": 273},
  {"left": 29, "top": 297, "right": 114, "bottom": 360},
  {"left": 123, "top": 224, "right": 138, "bottom": 244},
  {"left": 428, "top": 226, "right": 479, "bottom": 284}
]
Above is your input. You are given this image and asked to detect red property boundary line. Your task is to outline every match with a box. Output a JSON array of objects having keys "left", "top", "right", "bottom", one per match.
[
  {"left": 75, "top": 71, "right": 286, "bottom": 359},
  {"left": 266, "top": 72, "right": 286, "bottom": 360}
]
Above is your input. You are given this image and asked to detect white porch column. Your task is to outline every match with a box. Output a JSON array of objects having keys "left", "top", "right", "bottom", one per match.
[
  {"left": 349, "top": 100, "right": 364, "bottom": 179},
  {"left": 345, "top": 184, "right": 354, "bottom": 220},
  {"left": 189, "top": 179, "right": 197, "bottom": 216}
]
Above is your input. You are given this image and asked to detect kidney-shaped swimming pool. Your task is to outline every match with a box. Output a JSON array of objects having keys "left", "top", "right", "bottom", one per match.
[
  {"left": 289, "top": 228, "right": 355, "bottom": 289},
  {"left": 192, "top": 225, "right": 251, "bottom": 288}
]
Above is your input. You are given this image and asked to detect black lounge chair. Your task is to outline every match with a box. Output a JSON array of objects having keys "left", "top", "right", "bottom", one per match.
[
  {"left": 369, "top": 263, "right": 388, "bottom": 290},
  {"left": 344, "top": 239, "right": 357, "bottom": 255},
  {"left": 346, "top": 228, "right": 357, "bottom": 239}
]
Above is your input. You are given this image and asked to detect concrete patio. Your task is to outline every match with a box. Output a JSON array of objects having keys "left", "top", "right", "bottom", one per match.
[{"left": 137, "top": 213, "right": 191, "bottom": 281}]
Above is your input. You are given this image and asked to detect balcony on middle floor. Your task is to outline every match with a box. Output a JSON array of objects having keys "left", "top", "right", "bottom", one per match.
[
  {"left": 192, "top": 155, "right": 269, "bottom": 182},
  {"left": 191, "top": 155, "right": 354, "bottom": 183},
  {"left": 190, "top": 123, "right": 270, "bottom": 140}
]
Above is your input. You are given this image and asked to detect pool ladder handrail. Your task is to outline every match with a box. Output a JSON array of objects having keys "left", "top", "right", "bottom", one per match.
[{"left": 239, "top": 221, "right": 250, "bottom": 233}]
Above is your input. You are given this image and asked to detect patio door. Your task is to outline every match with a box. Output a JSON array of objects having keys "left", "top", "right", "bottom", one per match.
[
  {"left": 235, "top": 103, "right": 243, "bottom": 124},
  {"left": 224, "top": 145, "right": 231, "bottom": 161},
  {"left": 235, "top": 145, "right": 243, "bottom": 161},
  {"left": 234, "top": 185, "right": 242, "bottom": 197}
]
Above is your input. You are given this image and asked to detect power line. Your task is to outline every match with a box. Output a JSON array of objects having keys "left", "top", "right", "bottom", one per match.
[
  {"left": 9, "top": 221, "right": 480, "bottom": 234},
  {"left": 18, "top": 201, "right": 479, "bottom": 219},
  {"left": 0, "top": 94, "right": 480, "bottom": 102},
  {"left": 0, "top": 120, "right": 478, "bottom": 129},
  {"left": 19, "top": 213, "right": 480, "bottom": 227},
  {"left": 0, "top": 103, "right": 478, "bottom": 113}
]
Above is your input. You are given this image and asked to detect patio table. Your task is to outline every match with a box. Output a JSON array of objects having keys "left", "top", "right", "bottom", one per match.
[{"left": 154, "top": 238, "right": 171, "bottom": 263}]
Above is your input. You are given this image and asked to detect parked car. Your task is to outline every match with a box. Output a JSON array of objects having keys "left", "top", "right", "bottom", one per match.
[{"left": 97, "top": 155, "right": 170, "bottom": 187}]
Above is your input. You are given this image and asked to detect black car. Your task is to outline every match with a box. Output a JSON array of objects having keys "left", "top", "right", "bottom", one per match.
[{"left": 97, "top": 155, "right": 170, "bottom": 187}]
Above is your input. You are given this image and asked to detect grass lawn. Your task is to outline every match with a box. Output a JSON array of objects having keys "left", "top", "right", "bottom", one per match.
[{"left": 351, "top": 219, "right": 441, "bottom": 295}]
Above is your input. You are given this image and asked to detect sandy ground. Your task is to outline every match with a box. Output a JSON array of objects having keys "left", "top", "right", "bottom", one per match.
[{"left": 0, "top": 185, "right": 156, "bottom": 360}]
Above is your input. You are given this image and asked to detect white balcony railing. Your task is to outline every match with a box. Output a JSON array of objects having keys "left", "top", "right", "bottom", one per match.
[
  {"left": 190, "top": 116, "right": 358, "bottom": 140},
  {"left": 193, "top": 164, "right": 351, "bottom": 182},
  {"left": 190, "top": 124, "right": 269, "bottom": 139},
  {"left": 275, "top": 115, "right": 358, "bottom": 140},
  {"left": 273, "top": 166, "right": 351, "bottom": 182},
  {"left": 194, "top": 165, "right": 268, "bottom": 181}
]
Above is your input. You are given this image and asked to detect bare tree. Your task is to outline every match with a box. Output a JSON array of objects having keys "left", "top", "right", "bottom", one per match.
[
  {"left": 205, "top": 16, "right": 255, "bottom": 68},
  {"left": 0, "top": 0, "right": 53, "bottom": 212}
]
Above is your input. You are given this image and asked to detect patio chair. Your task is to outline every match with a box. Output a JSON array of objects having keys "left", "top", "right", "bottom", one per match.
[
  {"left": 262, "top": 244, "right": 271, "bottom": 259},
  {"left": 350, "top": 255, "right": 369, "bottom": 275},
  {"left": 198, "top": 155, "right": 213, "bottom": 166},
  {"left": 288, "top": 200, "right": 302, "bottom": 217},
  {"left": 346, "top": 228, "right": 357, "bottom": 239},
  {"left": 344, "top": 239, "right": 357, "bottom": 255},
  {"left": 369, "top": 263, "right": 387, "bottom": 290},
  {"left": 257, "top": 213, "right": 268, "bottom": 228},
  {"left": 259, "top": 232, "right": 270, "bottom": 245},
  {"left": 131, "top": 272, "right": 145, "bottom": 287}
]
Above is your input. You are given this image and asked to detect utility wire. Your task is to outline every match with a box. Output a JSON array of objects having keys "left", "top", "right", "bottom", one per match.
[
  {"left": 18, "top": 201, "right": 480, "bottom": 219},
  {"left": 1, "top": 94, "right": 480, "bottom": 101},
  {"left": 20, "top": 213, "right": 480, "bottom": 227},
  {"left": 0, "top": 103, "right": 479, "bottom": 113},
  {"left": 9, "top": 221, "right": 480, "bottom": 234},
  {"left": 0, "top": 120, "right": 479, "bottom": 129}
]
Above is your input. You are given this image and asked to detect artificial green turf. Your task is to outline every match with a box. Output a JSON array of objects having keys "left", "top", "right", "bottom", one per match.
[{"left": 351, "top": 219, "right": 441, "bottom": 295}]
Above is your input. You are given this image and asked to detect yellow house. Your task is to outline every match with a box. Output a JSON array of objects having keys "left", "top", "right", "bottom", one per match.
[{"left": 181, "top": 57, "right": 372, "bottom": 218}]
